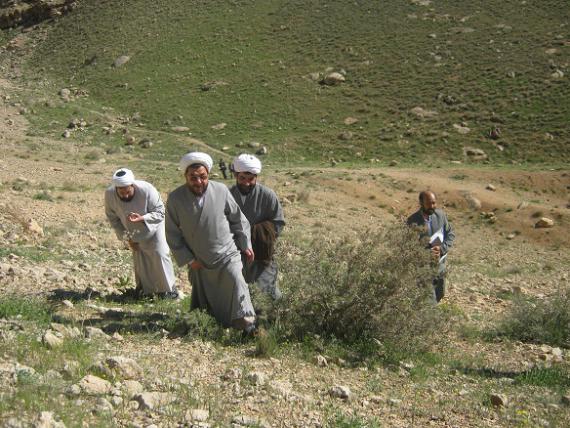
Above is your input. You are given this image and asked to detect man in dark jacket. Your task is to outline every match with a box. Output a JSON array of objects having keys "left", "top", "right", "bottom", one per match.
[{"left": 407, "top": 190, "right": 455, "bottom": 302}]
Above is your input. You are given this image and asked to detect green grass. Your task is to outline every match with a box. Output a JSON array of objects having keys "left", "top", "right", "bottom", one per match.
[
  {"left": 514, "top": 367, "right": 570, "bottom": 388},
  {"left": 17, "top": 0, "right": 570, "bottom": 165},
  {"left": 0, "top": 296, "right": 54, "bottom": 325}
]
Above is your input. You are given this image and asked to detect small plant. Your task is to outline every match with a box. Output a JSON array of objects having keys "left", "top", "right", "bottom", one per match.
[
  {"left": 498, "top": 287, "right": 570, "bottom": 347},
  {"left": 33, "top": 190, "right": 54, "bottom": 202}
]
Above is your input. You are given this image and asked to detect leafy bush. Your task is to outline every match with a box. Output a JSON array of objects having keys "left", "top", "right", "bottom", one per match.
[
  {"left": 272, "top": 225, "right": 449, "bottom": 353},
  {"left": 499, "top": 287, "right": 570, "bottom": 348}
]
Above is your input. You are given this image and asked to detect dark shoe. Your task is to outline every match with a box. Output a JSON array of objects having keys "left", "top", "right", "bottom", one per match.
[{"left": 159, "top": 290, "right": 180, "bottom": 300}]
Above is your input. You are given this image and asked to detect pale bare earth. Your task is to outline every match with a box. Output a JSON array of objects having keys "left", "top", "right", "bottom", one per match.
[{"left": 1, "top": 74, "right": 570, "bottom": 428}]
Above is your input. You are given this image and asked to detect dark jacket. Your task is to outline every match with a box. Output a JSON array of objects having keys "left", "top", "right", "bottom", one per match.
[{"left": 407, "top": 208, "right": 455, "bottom": 255}]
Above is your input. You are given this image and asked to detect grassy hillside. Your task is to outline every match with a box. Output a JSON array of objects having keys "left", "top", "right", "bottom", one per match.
[{"left": 20, "top": 0, "right": 570, "bottom": 165}]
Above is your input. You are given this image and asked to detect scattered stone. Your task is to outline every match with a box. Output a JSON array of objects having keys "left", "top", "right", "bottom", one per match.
[
  {"left": 561, "top": 395, "right": 570, "bottom": 406},
  {"left": 453, "top": 124, "right": 471, "bottom": 134},
  {"left": 329, "top": 385, "right": 351, "bottom": 400},
  {"left": 338, "top": 131, "right": 353, "bottom": 141},
  {"left": 35, "top": 411, "right": 66, "bottom": 428},
  {"left": 552, "top": 347, "right": 564, "bottom": 362},
  {"left": 535, "top": 217, "right": 554, "bottom": 228},
  {"left": 78, "top": 375, "right": 112, "bottom": 395},
  {"left": 389, "top": 160, "right": 399, "bottom": 166},
  {"left": 25, "top": 219, "right": 44, "bottom": 236},
  {"left": 171, "top": 126, "right": 190, "bottom": 132},
  {"left": 248, "top": 141, "right": 261, "bottom": 148},
  {"left": 486, "top": 184, "right": 496, "bottom": 191},
  {"left": 256, "top": 146, "right": 268, "bottom": 156},
  {"left": 105, "top": 356, "right": 143, "bottom": 380},
  {"left": 138, "top": 138, "right": 153, "bottom": 149},
  {"left": 113, "top": 55, "right": 131, "bottom": 68},
  {"left": 122, "top": 380, "right": 144, "bottom": 398},
  {"left": 506, "top": 233, "right": 516, "bottom": 240},
  {"left": 343, "top": 117, "right": 359, "bottom": 125},
  {"left": 322, "top": 72, "right": 345, "bottom": 86},
  {"left": 133, "top": 392, "right": 175, "bottom": 410},
  {"left": 62, "top": 300, "right": 74, "bottom": 308},
  {"left": 463, "top": 193, "right": 482, "bottom": 211},
  {"left": 61, "top": 360, "right": 80, "bottom": 379},
  {"left": 94, "top": 397, "right": 114, "bottom": 414},
  {"left": 551, "top": 70, "right": 564, "bottom": 79},
  {"left": 42, "top": 330, "right": 63, "bottom": 348},
  {"left": 490, "top": 393, "right": 508, "bottom": 407},
  {"left": 59, "top": 88, "right": 71, "bottom": 101},
  {"left": 315, "top": 355, "right": 328, "bottom": 367},
  {"left": 410, "top": 106, "right": 438, "bottom": 118},
  {"left": 112, "top": 332, "right": 124, "bottom": 342},
  {"left": 463, "top": 147, "right": 488, "bottom": 161},
  {"left": 388, "top": 398, "right": 402, "bottom": 406},
  {"left": 247, "top": 371, "right": 266, "bottom": 386},
  {"left": 232, "top": 415, "right": 265, "bottom": 427},
  {"left": 185, "top": 408, "right": 210, "bottom": 423},
  {"left": 124, "top": 134, "right": 136, "bottom": 146},
  {"left": 517, "top": 201, "right": 529, "bottom": 210},
  {"left": 84, "top": 326, "right": 109, "bottom": 339},
  {"left": 211, "top": 123, "right": 227, "bottom": 130},
  {"left": 110, "top": 396, "right": 123, "bottom": 407}
]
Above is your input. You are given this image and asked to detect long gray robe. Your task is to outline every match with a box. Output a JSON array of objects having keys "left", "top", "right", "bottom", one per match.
[
  {"left": 165, "top": 180, "right": 255, "bottom": 327},
  {"left": 104, "top": 180, "right": 176, "bottom": 295},
  {"left": 229, "top": 183, "right": 285, "bottom": 300}
]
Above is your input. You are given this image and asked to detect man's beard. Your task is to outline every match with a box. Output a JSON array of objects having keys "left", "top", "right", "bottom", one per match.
[
  {"left": 190, "top": 182, "right": 208, "bottom": 196},
  {"left": 422, "top": 208, "right": 435, "bottom": 215},
  {"left": 118, "top": 193, "right": 135, "bottom": 202},
  {"left": 237, "top": 183, "right": 255, "bottom": 195}
]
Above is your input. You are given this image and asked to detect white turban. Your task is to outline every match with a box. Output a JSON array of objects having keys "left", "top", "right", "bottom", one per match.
[
  {"left": 112, "top": 168, "right": 135, "bottom": 187},
  {"left": 233, "top": 154, "right": 262, "bottom": 175},
  {"left": 180, "top": 152, "right": 213, "bottom": 173}
]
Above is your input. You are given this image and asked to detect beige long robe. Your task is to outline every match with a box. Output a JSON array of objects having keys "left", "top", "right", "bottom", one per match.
[
  {"left": 104, "top": 180, "right": 176, "bottom": 295},
  {"left": 165, "top": 181, "right": 255, "bottom": 327}
]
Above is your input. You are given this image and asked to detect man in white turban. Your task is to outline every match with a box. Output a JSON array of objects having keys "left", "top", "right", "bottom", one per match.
[
  {"left": 104, "top": 168, "right": 177, "bottom": 298},
  {"left": 230, "top": 154, "right": 285, "bottom": 300},
  {"left": 165, "top": 152, "right": 257, "bottom": 332}
]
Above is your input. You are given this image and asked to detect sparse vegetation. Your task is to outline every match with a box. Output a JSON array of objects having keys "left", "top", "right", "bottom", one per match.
[
  {"left": 273, "top": 226, "right": 450, "bottom": 353},
  {"left": 498, "top": 287, "right": 570, "bottom": 348}
]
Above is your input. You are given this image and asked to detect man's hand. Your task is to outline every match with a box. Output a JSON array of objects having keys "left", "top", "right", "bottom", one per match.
[
  {"left": 128, "top": 239, "right": 139, "bottom": 251},
  {"left": 190, "top": 260, "right": 203, "bottom": 270},
  {"left": 128, "top": 212, "right": 144, "bottom": 223},
  {"left": 243, "top": 248, "right": 255, "bottom": 264},
  {"left": 431, "top": 245, "right": 441, "bottom": 259}
]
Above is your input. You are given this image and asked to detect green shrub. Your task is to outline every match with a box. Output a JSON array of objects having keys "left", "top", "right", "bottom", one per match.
[
  {"left": 273, "top": 225, "right": 449, "bottom": 353},
  {"left": 498, "top": 287, "right": 570, "bottom": 347}
]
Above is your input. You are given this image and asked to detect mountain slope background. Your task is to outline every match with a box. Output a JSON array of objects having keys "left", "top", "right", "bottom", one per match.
[
  {"left": 13, "top": 0, "right": 570, "bottom": 165},
  {"left": 1, "top": 1, "right": 570, "bottom": 427}
]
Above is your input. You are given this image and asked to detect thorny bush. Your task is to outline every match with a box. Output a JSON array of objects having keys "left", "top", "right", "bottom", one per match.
[{"left": 271, "top": 225, "right": 450, "bottom": 352}]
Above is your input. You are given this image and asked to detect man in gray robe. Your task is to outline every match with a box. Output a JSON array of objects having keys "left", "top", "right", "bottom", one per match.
[
  {"left": 230, "top": 154, "right": 285, "bottom": 300},
  {"left": 165, "top": 152, "right": 256, "bottom": 332},
  {"left": 407, "top": 190, "right": 455, "bottom": 302},
  {"left": 104, "top": 168, "right": 177, "bottom": 298}
]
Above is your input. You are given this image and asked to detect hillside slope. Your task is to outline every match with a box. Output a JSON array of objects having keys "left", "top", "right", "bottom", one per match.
[{"left": 8, "top": 0, "right": 569, "bottom": 165}]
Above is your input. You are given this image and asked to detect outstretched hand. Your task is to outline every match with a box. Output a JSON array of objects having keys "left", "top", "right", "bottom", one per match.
[{"left": 128, "top": 212, "right": 144, "bottom": 223}]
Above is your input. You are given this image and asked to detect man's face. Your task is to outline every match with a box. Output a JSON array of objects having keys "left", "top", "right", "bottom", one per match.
[
  {"left": 421, "top": 192, "right": 437, "bottom": 215},
  {"left": 235, "top": 172, "right": 257, "bottom": 194},
  {"left": 116, "top": 185, "right": 135, "bottom": 201},
  {"left": 185, "top": 165, "right": 209, "bottom": 196}
]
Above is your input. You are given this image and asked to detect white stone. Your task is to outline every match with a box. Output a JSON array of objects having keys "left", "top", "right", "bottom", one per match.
[
  {"left": 78, "top": 375, "right": 112, "bottom": 395},
  {"left": 329, "top": 385, "right": 351, "bottom": 400}
]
